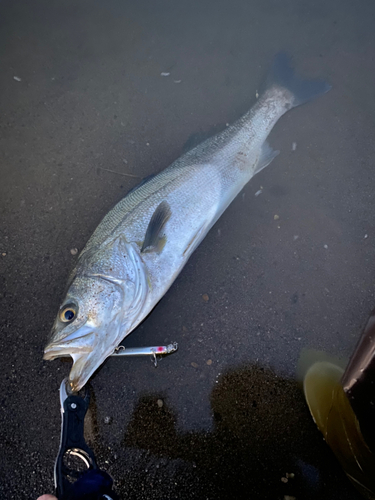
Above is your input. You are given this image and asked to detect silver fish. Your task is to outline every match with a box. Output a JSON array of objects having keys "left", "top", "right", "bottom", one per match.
[{"left": 44, "top": 53, "right": 330, "bottom": 391}]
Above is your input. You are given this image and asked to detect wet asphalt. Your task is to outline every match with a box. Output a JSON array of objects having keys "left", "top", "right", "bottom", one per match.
[{"left": 1, "top": 0, "right": 375, "bottom": 499}]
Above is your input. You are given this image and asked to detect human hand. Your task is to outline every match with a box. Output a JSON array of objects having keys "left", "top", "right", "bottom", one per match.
[{"left": 37, "top": 495, "right": 57, "bottom": 500}]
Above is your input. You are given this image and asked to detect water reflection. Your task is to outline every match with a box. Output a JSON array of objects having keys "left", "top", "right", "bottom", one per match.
[{"left": 100, "top": 365, "right": 361, "bottom": 500}]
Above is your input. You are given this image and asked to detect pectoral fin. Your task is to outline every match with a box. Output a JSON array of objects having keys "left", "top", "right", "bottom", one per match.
[{"left": 141, "top": 201, "right": 171, "bottom": 253}]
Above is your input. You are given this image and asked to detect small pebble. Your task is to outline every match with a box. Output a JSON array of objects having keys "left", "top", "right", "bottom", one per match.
[
  {"left": 324, "top": 244, "right": 328, "bottom": 249},
  {"left": 202, "top": 293, "right": 209, "bottom": 302},
  {"left": 206, "top": 359, "right": 212, "bottom": 365},
  {"left": 293, "top": 235, "right": 299, "bottom": 241},
  {"left": 284, "top": 496, "right": 296, "bottom": 500},
  {"left": 364, "top": 234, "right": 368, "bottom": 239},
  {"left": 13, "top": 76, "right": 22, "bottom": 82},
  {"left": 157, "top": 399, "right": 164, "bottom": 408},
  {"left": 70, "top": 248, "right": 78, "bottom": 255},
  {"left": 173, "top": 80, "right": 182, "bottom": 84},
  {"left": 286, "top": 473, "right": 295, "bottom": 479},
  {"left": 1, "top": 252, "right": 6, "bottom": 257},
  {"left": 255, "top": 189, "right": 262, "bottom": 197},
  {"left": 104, "top": 416, "right": 112, "bottom": 424},
  {"left": 191, "top": 362, "right": 198, "bottom": 368},
  {"left": 274, "top": 214, "right": 280, "bottom": 220},
  {"left": 281, "top": 477, "right": 288, "bottom": 483},
  {"left": 160, "top": 72, "right": 170, "bottom": 77},
  {"left": 255, "top": 90, "right": 259, "bottom": 98},
  {"left": 292, "top": 142, "right": 297, "bottom": 151}
]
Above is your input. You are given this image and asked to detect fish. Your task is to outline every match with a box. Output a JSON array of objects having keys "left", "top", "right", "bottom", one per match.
[{"left": 44, "top": 53, "right": 331, "bottom": 391}]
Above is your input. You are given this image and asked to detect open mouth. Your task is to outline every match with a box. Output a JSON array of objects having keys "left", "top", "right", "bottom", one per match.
[
  {"left": 44, "top": 316, "right": 130, "bottom": 390},
  {"left": 68, "top": 345, "right": 116, "bottom": 392},
  {"left": 43, "top": 325, "right": 117, "bottom": 391},
  {"left": 44, "top": 340, "right": 106, "bottom": 391},
  {"left": 43, "top": 343, "right": 94, "bottom": 360},
  {"left": 43, "top": 326, "right": 95, "bottom": 360}
]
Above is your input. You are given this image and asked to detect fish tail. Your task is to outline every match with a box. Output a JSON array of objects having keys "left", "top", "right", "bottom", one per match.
[{"left": 267, "top": 52, "right": 331, "bottom": 107}]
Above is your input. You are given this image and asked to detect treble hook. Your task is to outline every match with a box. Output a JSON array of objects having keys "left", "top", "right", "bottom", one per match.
[{"left": 151, "top": 351, "right": 158, "bottom": 367}]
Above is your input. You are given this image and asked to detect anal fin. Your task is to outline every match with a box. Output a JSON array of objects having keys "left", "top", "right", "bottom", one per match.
[{"left": 254, "top": 141, "right": 280, "bottom": 175}]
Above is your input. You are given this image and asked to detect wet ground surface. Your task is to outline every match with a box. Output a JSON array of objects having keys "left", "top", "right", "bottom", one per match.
[{"left": 1, "top": 0, "right": 375, "bottom": 498}]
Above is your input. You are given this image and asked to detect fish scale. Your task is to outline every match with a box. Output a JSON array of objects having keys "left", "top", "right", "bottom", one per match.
[
  {"left": 83, "top": 92, "right": 282, "bottom": 254},
  {"left": 44, "top": 53, "right": 331, "bottom": 391}
]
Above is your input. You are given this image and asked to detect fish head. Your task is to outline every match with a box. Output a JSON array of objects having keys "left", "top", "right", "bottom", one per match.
[
  {"left": 44, "top": 237, "right": 148, "bottom": 391},
  {"left": 44, "top": 275, "right": 125, "bottom": 389}
]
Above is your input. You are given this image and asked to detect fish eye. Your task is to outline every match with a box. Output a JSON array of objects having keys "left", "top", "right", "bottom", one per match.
[{"left": 60, "top": 304, "right": 78, "bottom": 323}]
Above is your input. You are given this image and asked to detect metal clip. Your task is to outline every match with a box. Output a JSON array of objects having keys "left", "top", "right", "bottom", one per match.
[{"left": 55, "top": 379, "right": 98, "bottom": 498}]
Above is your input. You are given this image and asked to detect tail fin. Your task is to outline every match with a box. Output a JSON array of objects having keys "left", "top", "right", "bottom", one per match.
[{"left": 267, "top": 52, "right": 331, "bottom": 107}]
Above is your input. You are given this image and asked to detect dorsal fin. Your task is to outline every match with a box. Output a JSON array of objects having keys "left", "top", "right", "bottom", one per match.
[
  {"left": 141, "top": 201, "right": 171, "bottom": 253},
  {"left": 127, "top": 173, "right": 156, "bottom": 196}
]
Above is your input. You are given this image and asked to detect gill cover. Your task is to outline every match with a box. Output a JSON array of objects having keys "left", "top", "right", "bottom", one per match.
[
  {"left": 44, "top": 235, "right": 148, "bottom": 390},
  {"left": 81, "top": 235, "right": 149, "bottom": 329}
]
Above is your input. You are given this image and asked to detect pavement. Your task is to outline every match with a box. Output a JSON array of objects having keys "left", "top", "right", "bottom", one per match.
[{"left": 1, "top": 0, "right": 375, "bottom": 498}]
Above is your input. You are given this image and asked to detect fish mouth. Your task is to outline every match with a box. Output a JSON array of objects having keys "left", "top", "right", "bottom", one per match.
[
  {"left": 43, "top": 341, "right": 94, "bottom": 360},
  {"left": 43, "top": 326, "right": 95, "bottom": 360},
  {"left": 68, "top": 350, "right": 114, "bottom": 392},
  {"left": 44, "top": 338, "right": 114, "bottom": 392},
  {"left": 43, "top": 325, "right": 119, "bottom": 392}
]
